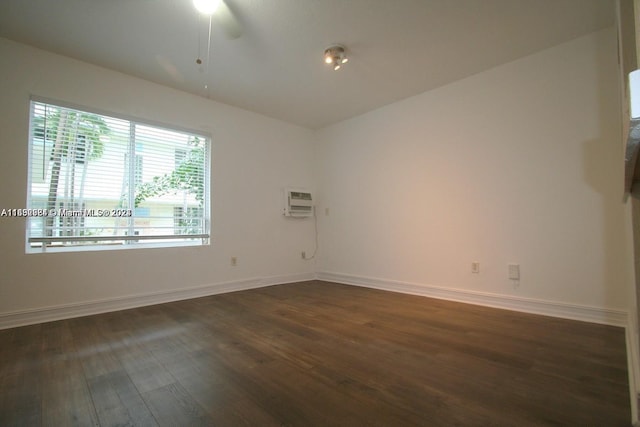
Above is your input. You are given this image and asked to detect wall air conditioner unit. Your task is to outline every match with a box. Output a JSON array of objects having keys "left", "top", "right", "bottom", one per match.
[{"left": 284, "top": 188, "right": 313, "bottom": 217}]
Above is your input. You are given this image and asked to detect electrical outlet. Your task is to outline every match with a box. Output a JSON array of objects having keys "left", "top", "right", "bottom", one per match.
[
  {"left": 301, "top": 251, "right": 306, "bottom": 259},
  {"left": 231, "top": 256, "right": 237, "bottom": 266},
  {"left": 508, "top": 264, "right": 520, "bottom": 280},
  {"left": 471, "top": 262, "right": 480, "bottom": 274}
]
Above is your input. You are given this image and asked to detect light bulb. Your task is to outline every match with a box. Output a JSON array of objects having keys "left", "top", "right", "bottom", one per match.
[
  {"left": 193, "top": 0, "right": 221, "bottom": 15},
  {"left": 341, "top": 57, "right": 348, "bottom": 64},
  {"left": 334, "top": 64, "right": 341, "bottom": 71},
  {"left": 325, "top": 56, "right": 333, "bottom": 64}
]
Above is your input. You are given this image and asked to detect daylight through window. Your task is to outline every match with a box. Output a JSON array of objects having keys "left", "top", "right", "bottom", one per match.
[{"left": 27, "top": 99, "right": 210, "bottom": 252}]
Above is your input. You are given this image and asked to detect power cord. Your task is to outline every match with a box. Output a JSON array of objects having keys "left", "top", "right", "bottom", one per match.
[{"left": 304, "top": 206, "right": 318, "bottom": 260}]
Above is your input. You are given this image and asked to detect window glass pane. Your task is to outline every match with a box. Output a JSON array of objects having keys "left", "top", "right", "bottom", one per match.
[{"left": 27, "top": 100, "right": 210, "bottom": 252}]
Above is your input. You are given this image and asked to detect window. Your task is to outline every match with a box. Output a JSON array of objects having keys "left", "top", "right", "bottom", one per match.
[
  {"left": 125, "top": 153, "right": 144, "bottom": 187},
  {"left": 175, "top": 148, "right": 187, "bottom": 168},
  {"left": 173, "top": 206, "right": 204, "bottom": 235},
  {"left": 26, "top": 99, "right": 210, "bottom": 252}
]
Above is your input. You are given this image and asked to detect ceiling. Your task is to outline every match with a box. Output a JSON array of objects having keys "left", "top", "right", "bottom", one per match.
[{"left": 0, "top": 0, "right": 616, "bottom": 129}]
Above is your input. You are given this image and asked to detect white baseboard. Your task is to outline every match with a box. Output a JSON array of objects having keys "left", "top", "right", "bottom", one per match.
[
  {"left": 0, "top": 272, "right": 316, "bottom": 330},
  {"left": 262, "top": 272, "right": 317, "bottom": 286},
  {"left": 316, "top": 271, "right": 629, "bottom": 327},
  {"left": 7, "top": 270, "right": 625, "bottom": 329}
]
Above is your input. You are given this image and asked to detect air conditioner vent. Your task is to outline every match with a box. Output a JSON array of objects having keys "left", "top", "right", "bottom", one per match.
[{"left": 284, "top": 188, "right": 313, "bottom": 217}]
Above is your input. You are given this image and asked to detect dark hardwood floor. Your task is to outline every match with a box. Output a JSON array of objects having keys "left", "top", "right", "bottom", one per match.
[{"left": 0, "top": 280, "right": 631, "bottom": 426}]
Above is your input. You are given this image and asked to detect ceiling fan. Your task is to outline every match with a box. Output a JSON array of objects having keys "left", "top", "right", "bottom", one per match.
[
  {"left": 191, "top": 0, "right": 242, "bottom": 93},
  {"left": 193, "top": 0, "right": 242, "bottom": 40}
]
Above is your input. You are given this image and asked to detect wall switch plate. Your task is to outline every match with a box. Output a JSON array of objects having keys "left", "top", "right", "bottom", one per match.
[
  {"left": 301, "top": 251, "right": 306, "bottom": 259},
  {"left": 231, "top": 256, "right": 237, "bottom": 266},
  {"left": 471, "top": 262, "right": 480, "bottom": 273},
  {"left": 508, "top": 264, "right": 520, "bottom": 280}
]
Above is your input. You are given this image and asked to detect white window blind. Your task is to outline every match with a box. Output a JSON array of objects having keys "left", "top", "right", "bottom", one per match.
[{"left": 27, "top": 99, "right": 210, "bottom": 252}]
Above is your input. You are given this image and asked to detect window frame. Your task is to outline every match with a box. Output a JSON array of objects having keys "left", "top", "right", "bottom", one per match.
[{"left": 26, "top": 96, "right": 212, "bottom": 254}]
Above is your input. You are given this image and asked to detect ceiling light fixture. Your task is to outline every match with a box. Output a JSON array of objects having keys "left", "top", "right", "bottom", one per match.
[
  {"left": 324, "top": 45, "right": 348, "bottom": 71},
  {"left": 193, "top": 0, "right": 222, "bottom": 15}
]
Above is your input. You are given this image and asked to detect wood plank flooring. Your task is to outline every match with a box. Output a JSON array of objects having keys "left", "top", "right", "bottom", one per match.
[{"left": 0, "top": 280, "right": 631, "bottom": 426}]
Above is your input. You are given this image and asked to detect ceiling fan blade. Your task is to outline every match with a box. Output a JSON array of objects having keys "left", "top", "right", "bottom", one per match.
[{"left": 214, "top": 0, "right": 242, "bottom": 39}]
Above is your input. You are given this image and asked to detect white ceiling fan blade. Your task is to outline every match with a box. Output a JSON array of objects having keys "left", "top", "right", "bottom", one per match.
[{"left": 214, "top": 0, "right": 242, "bottom": 39}]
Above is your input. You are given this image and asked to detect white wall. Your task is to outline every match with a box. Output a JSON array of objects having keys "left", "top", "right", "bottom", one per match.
[
  {"left": 0, "top": 38, "right": 316, "bottom": 320},
  {"left": 315, "top": 27, "right": 634, "bottom": 312},
  {"left": 0, "top": 26, "right": 634, "bottom": 326}
]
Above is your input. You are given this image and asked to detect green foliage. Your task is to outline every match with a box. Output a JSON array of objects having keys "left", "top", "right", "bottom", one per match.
[
  {"left": 134, "top": 138, "right": 206, "bottom": 208},
  {"left": 34, "top": 106, "right": 110, "bottom": 161}
]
